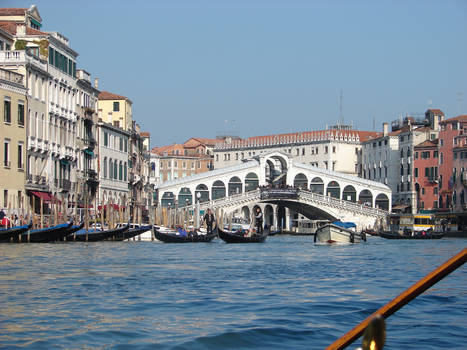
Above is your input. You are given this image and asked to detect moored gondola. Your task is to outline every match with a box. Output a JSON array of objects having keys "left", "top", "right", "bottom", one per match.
[
  {"left": 109, "top": 225, "right": 153, "bottom": 241},
  {"left": 154, "top": 227, "right": 217, "bottom": 243},
  {"left": 69, "top": 224, "right": 130, "bottom": 242},
  {"left": 62, "top": 222, "right": 85, "bottom": 241},
  {"left": 13, "top": 222, "right": 73, "bottom": 243},
  {"left": 379, "top": 231, "right": 444, "bottom": 239},
  {"left": 218, "top": 227, "right": 269, "bottom": 243},
  {"left": 0, "top": 223, "right": 33, "bottom": 242}
]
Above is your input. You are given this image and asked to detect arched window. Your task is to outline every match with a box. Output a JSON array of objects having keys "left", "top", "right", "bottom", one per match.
[
  {"left": 359, "top": 190, "right": 373, "bottom": 207},
  {"left": 124, "top": 162, "right": 127, "bottom": 181},
  {"left": 195, "top": 184, "right": 210, "bottom": 202},
  {"left": 114, "top": 161, "right": 118, "bottom": 179},
  {"left": 119, "top": 161, "right": 123, "bottom": 180},
  {"left": 161, "top": 192, "right": 175, "bottom": 207},
  {"left": 178, "top": 188, "right": 192, "bottom": 206}
]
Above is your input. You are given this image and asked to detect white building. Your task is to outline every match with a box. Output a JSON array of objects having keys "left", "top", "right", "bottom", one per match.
[
  {"left": 360, "top": 114, "right": 440, "bottom": 213},
  {"left": 97, "top": 122, "right": 130, "bottom": 206},
  {"left": 214, "top": 125, "right": 380, "bottom": 176}
]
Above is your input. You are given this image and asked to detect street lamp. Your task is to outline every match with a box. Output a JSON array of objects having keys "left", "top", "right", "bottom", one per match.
[{"left": 196, "top": 192, "right": 201, "bottom": 228}]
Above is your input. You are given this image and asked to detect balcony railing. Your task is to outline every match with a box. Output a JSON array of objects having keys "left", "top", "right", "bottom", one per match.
[
  {"left": 86, "top": 169, "right": 97, "bottom": 179},
  {"left": 83, "top": 138, "right": 96, "bottom": 149}
]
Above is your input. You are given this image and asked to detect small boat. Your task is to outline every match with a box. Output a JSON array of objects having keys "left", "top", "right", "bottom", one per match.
[
  {"left": 379, "top": 231, "right": 444, "bottom": 240},
  {"left": 62, "top": 222, "right": 85, "bottom": 241},
  {"left": 15, "top": 222, "right": 73, "bottom": 243},
  {"left": 109, "top": 225, "right": 153, "bottom": 241},
  {"left": 268, "top": 229, "right": 281, "bottom": 236},
  {"left": 154, "top": 227, "right": 217, "bottom": 243},
  {"left": 0, "top": 223, "right": 33, "bottom": 242},
  {"left": 69, "top": 224, "right": 130, "bottom": 242},
  {"left": 218, "top": 227, "right": 269, "bottom": 243},
  {"left": 314, "top": 221, "right": 366, "bottom": 244},
  {"left": 361, "top": 228, "right": 379, "bottom": 237}
]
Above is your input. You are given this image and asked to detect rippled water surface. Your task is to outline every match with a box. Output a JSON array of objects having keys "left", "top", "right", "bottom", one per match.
[{"left": 0, "top": 236, "right": 466, "bottom": 349}]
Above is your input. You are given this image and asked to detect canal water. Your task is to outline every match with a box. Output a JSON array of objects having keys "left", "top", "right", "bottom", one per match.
[{"left": 0, "top": 236, "right": 465, "bottom": 350}]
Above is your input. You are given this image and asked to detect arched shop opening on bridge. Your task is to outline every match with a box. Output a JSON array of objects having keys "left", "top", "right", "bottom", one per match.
[
  {"left": 310, "top": 177, "right": 324, "bottom": 194},
  {"left": 342, "top": 185, "right": 357, "bottom": 202},
  {"left": 228, "top": 176, "right": 242, "bottom": 195},
  {"left": 178, "top": 187, "right": 192, "bottom": 207},
  {"left": 195, "top": 184, "right": 210, "bottom": 203},
  {"left": 245, "top": 172, "right": 259, "bottom": 192},
  {"left": 326, "top": 181, "right": 340, "bottom": 199},
  {"left": 212, "top": 180, "right": 226, "bottom": 200},
  {"left": 359, "top": 189, "right": 373, "bottom": 206},
  {"left": 293, "top": 173, "right": 308, "bottom": 189},
  {"left": 161, "top": 192, "right": 175, "bottom": 207}
]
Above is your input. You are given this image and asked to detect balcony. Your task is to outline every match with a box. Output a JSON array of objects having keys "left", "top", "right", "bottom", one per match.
[
  {"left": 0, "top": 67, "right": 23, "bottom": 85},
  {"left": 83, "top": 138, "right": 96, "bottom": 150},
  {"left": 428, "top": 176, "right": 438, "bottom": 183},
  {"left": 59, "top": 179, "right": 71, "bottom": 192},
  {"left": 462, "top": 173, "right": 467, "bottom": 186},
  {"left": 0, "top": 50, "right": 47, "bottom": 73},
  {"left": 86, "top": 169, "right": 99, "bottom": 187}
]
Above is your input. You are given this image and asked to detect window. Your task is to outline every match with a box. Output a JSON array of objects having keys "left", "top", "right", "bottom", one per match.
[
  {"left": 332, "top": 146, "right": 336, "bottom": 153},
  {"left": 17, "top": 143, "right": 23, "bottom": 169},
  {"left": 119, "top": 161, "right": 123, "bottom": 180},
  {"left": 440, "top": 139, "right": 444, "bottom": 146},
  {"left": 415, "top": 168, "right": 418, "bottom": 178},
  {"left": 422, "top": 188, "right": 425, "bottom": 195},
  {"left": 434, "top": 150, "right": 438, "bottom": 158},
  {"left": 3, "top": 190, "right": 7, "bottom": 207},
  {"left": 119, "top": 137, "right": 123, "bottom": 151},
  {"left": 109, "top": 159, "right": 113, "bottom": 179},
  {"left": 113, "top": 102, "right": 120, "bottom": 111},
  {"left": 434, "top": 187, "right": 438, "bottom": 195},
  {"left": 114, "top": 161, "right": 118, "bottom": 179},
  {"left": 104, "top": 132, "right": 108, "bottom": 146},
  {"left": 124, "top": 162, "right": 127, "bottom": 181},
  {"left": 325, "top": 146, "right": 328, "bottom": 154},
  {"left": 302, "top": 148, "right": 305, "bottom": 156},
  {"left": 103, "top": 157, "right": 107, "bottom": 178},
  {"left": 440, "top": 152, "right": 444, "bottom": 164},
  {"left": 414, "top": 152, "right": 418, "bottom": 159},
  {"left": 113, "top": 120, "right": 120, "bottom": 128},
  {"left": 3, "top": 140, "right": 9, "bottom": 167},
  {"left": 4, "top": 98, "right": 11, "bottom": 123},
  {"left": 216, "top": 154, "right": 219, "bottom": 162},
  {"left": 18, "top": 102, "right": 24, "bottom": 126}
]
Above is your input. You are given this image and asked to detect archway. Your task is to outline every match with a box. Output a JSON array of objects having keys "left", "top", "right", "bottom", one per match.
[
  {"left": 228, "top": 176, "right": 242, "bottom": 195},
  {"left": 310, "top": 177, "right": 324, "bottom": 194},
  {"left": 212, "top": 180, "right": 226, "bottom": 200},
  {"left": 277, "top": 206, "right": 286, "bottom": 229},
  {"left": 264, "top": 205, "right": 274, "bottom": 227},
  {"left": 375, "top": 193, "right": 389, "bottom": 211},
  {"left": 195, "top": 184, "right": 209, "bottom": 203},
  {"left": 293, "top": 173, "right": 308, "bottom": 189},
  {"left": 359, "top": 189, "right": 373, "bottom": 207},
  {"left": 342, "top": 185, "right": 356, "bottom": 202},
  {"left": 326, "top": 181, "right": 340, "bottom": 199},
  {"left": 178, "top": 187, "right": 192, "bottom": 207},
  {"left": 265, "top": 155, "right": 288, "bottom": 185},
  {"left": 242, "top": 206, "right": 250, "bottom": 223},
  {"left": 245, "top": 172, "right": 259, "bottom": 192},
  {"left": 161, "top": 191, "right": 175, "bottom": 207}
]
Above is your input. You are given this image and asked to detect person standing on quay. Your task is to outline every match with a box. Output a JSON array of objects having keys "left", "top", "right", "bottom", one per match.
[{"left": 255, "top": 207, "right": 263, "bottom": 234}]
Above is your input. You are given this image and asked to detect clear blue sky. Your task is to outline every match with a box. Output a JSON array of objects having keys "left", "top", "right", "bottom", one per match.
[{"left": 5, "top": 0, "right": 467, "bottom": 147}]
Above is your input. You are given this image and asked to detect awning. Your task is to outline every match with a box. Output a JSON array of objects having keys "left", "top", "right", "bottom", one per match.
[
  {"left": 392, "top": 204, "right": 410, "bottom": 210},
  {"left": 60, "top": 159, "right": 69, "bottom": 166},
  {"left": 84, "top": 149, "right": 94, "bottom": 156},
  {"left": 30, "top": 191, "right": 61, "bottom": 203}
]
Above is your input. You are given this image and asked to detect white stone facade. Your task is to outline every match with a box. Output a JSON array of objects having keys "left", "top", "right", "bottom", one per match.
[{"left": 97, "top": 122, "right": 130, "bottom": 205}]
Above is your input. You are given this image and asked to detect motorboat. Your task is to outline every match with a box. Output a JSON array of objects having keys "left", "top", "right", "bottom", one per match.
[{"left": 314, "top": 221, "right": 366, "bottom": 244}]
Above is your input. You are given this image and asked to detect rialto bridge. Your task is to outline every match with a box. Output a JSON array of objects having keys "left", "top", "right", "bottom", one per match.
[{"left": 155, "top": 151, "right": 391, "bottom": 230}]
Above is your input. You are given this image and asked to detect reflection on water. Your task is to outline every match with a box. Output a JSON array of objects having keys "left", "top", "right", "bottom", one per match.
[{"left": 0, "top": 238, "right": 466, "bottom": 349}]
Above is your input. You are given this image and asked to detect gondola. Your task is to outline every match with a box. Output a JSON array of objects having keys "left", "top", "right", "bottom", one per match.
[
  {"left": 13, "top": 222, "right": 73, "bottom": 243},
  {"left": 0, "top": 223, "right": 33, "bottom": 242},
  {"left": 218, "top": 227, "right": 269, "bottom": 243},
  {"left": 109, "top": 225, "right": 153, "bottom": 241},
  {"left": 268, "top": 229, "right": 281, "bottom": 236},
  {"left": 379, "top": 231, "right": 444, "bottom": 239},
  {"left": 62, "top": 222, "right": 85, "bottom": 241},
  {"left": 69, "top": 224, "right": 130, "bottom": 242},
  {"left": 154, "top": 227, "right": 217, "bottom": 243}
]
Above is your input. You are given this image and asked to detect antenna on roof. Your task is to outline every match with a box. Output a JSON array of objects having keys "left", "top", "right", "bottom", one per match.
[{"left": 339, "top": 89, "right": 344, "bottom": 125}]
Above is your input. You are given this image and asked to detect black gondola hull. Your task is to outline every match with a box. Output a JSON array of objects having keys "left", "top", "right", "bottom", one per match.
[
  {"left": 70, "top": 224, "right": 130, "bottom": 242},
  {"left": 154, "top": 228, "right": 217, "bottom": 243},
  {"left": 379, "top": 231, "right": 444, "bottom": 239},
  {"left": 218, "top": 228, "right": 269, "bottom": 243},
  {"left": 0, "top": 223, "right": 33, "bottom": 242}
]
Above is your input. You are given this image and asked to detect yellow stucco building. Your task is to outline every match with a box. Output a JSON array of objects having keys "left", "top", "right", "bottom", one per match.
[
  {"left": 97, "top": 91, "right": 133, "bottom": 132},
  {"left": 0, "top": 67, "right": 27, "bottom": 210}
]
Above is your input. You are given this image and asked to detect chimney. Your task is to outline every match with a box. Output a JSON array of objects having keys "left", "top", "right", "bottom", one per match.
[
  {"left": 433, "top": 115, "right": 439, "bottom": 131},
  {"left": 383, "top": 122, "right": 388, "bottom": 137},
  {"left": 16, "top": 25, "right": 26, "bottom": 36},
  {"left": 94, "top": 78, "right": 99, "bottom": 89}
]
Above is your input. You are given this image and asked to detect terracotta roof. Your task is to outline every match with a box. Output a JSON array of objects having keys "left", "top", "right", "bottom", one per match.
[
  {"left": 183, "top": 137, "right": 218, "bottom": 148},
  {"left": 98, "top": 91, "right": 130, "bottom": 101},
  {"left": 217, "top": 129, "right": 381, "bottom": 148},
  {"left": 0, "top": 21, "right": 48, "bottom": 36},
  {"left": 0, "top": 8, "right": 27, "bottom": 16},
  {"left": 415, "top": 139, "right": 438, "bottom": 148},
  {"left": 440, "top": 115, "right": 467, "bottom": 124},
  {"left": 426, "top": 108, "right": 444, "bottom": 115},
  {"left": 140, "top": 132, "right": 150, "bottom": 138}
]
